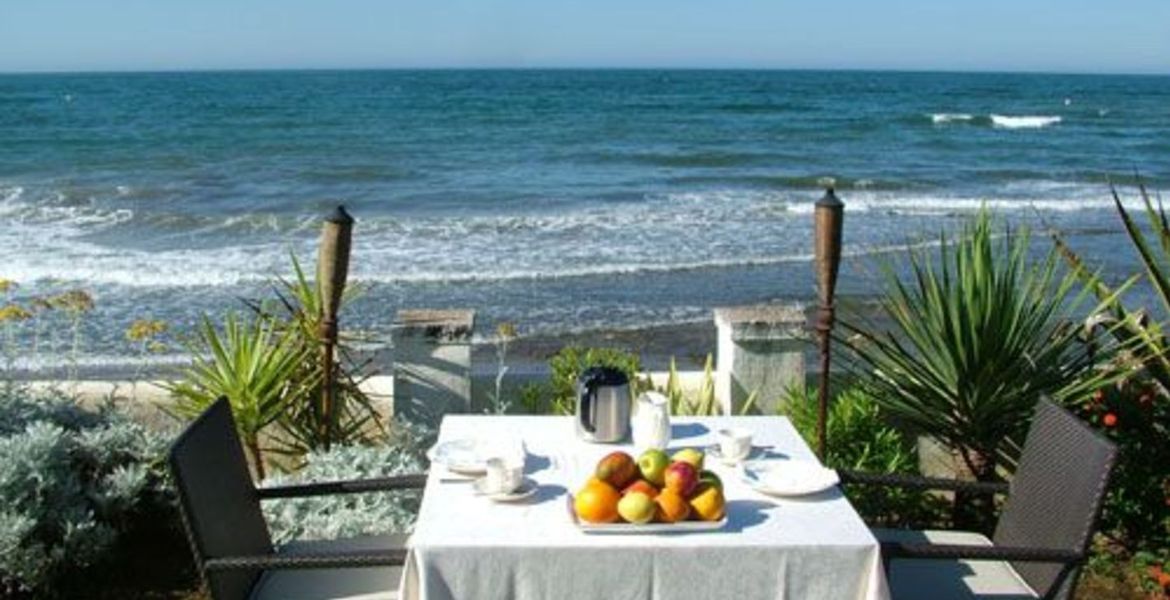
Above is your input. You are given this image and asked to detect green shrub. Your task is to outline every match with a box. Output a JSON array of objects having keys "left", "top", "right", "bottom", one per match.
[
  {"left": 534, "top": 346, "right": 645, "bottom": 415},
  {"left": 785, "top": 384, "right": 946, "bottom": 527},
  {"left": 262, "top": 419, "right": 432, "bottom": 544},
  {"left": 1074, "top": 380, "right": 1170, "bottom": 555},
  {"left": 0, "top": 385, "right": 170, "bottom": 597},
  {"left": 1056, "top": 185, "right": 1170, "bottom": 560}
]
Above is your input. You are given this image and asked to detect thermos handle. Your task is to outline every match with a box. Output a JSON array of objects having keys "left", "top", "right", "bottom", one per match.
[{"left": 579, "top": 382, "right": 596, "bottom": 434}]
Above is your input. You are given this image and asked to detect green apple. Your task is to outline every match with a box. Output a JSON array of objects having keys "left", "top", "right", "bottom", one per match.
[
  {"left": 617, "top": 491, "right": 656, "bottom": 524},
  {"left": 671, "top": 448, "right": 705, "bottom": 471},
  {"left": 699, "top": 470, "right": 723, "bottom": 491},
  {"left": 637, "top": 449, "right": 670, "bottom": 486}
]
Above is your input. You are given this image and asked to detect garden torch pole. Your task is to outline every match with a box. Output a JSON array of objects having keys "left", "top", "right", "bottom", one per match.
[
  {"left": 814, "top": 188, "right": 844, "bottom": 461},
  {"left": 317, "top": 205, "right": 354, "bottom": 450}
]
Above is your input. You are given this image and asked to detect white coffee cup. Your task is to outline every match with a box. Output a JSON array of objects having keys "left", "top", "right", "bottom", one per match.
[
  {"left": 718, "top": 427, "right": 753, "bottom": 462},
  {"left": 482, "top": 457, "right": 524, "bottom": 494}
]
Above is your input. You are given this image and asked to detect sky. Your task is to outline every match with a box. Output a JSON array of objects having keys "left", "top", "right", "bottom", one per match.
[{"left": 1, "top": 0, "right": 1167, "bottom": 74}]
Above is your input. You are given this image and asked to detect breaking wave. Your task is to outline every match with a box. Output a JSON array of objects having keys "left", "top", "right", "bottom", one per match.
[
  {"left": 0, "top": 183, "right": 1135, "bottom": 289},
  {"left": 926, "top": 113, "right": 1063, "bottom": 129},
  {"left": 990, "top": 114, "right": 1062, "bottom": 129},
  {"left": 929, "top": 113, "right": 975, "bottom": 124}
]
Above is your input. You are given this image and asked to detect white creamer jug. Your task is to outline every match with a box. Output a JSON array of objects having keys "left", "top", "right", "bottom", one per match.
[{"left": 631, "top": 391, "right": 671, "bottom": 450}]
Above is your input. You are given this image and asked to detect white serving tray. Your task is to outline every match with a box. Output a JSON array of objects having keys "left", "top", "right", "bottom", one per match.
[{"left": 566, "top": 495, "right": 728, "bottom": 534}]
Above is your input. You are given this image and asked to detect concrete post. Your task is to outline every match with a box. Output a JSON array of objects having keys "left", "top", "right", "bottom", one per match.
[
  {"left": 392, "top": 309, "right": 475, "bottom": 426},
  {"left": 714, "top": 304, "right": 808, "bottom": 415}
]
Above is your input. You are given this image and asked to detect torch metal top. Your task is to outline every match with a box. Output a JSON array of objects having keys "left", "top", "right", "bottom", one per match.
[
  {"left": 324, "top": 205, "right": 354, "bottom": 225},
  {"left": 816, "top": 187, "right": 843, "bottom": 209}
]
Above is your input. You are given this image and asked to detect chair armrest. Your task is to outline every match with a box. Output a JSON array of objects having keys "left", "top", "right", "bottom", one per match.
[
  {"left": 204, "top": 548, "right": 409, "bottom": 571},
  {"left": 839, "top": 470, "right": 1010, "bottom": 495},
  {"left": 881, "top": 541, "right": 1082, "bottom": 564},
  {"left": 256, "top": 473, "right": 428, "bottom": 499}
]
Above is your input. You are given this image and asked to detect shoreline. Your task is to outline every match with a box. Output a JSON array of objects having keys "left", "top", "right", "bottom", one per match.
[{"left": 3, "top": 296, "right": 886, "bottom": 381}]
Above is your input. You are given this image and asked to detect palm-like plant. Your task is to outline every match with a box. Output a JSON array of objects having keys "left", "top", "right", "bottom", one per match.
[
  {"left": 253, "top": 255, "right": 383, "bottom": 455},
  {"left": 1056, "top": 183, "right": 1170, "bottom": 389},
  {"left": 1054, "top": 183, "right": 1170, "bottom": 552},
  {"left": 165, "top": 313, "right": 316, "bottom": 479},
  {"left": 841, "top": 209, "right": 1116, "bottom": 527}
]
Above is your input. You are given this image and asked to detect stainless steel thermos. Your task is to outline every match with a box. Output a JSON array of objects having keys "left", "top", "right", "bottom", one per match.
[{"left": 575, "top": 367, "right": 632, "bottom": 443}]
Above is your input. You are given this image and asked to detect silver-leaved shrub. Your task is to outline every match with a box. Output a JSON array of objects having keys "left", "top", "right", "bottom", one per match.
[
  {"left": 0, "top": 385, "right": 170, "bottom": 596},
  {"left": 262, "top": 418, "right": 433, "bottom": 544}
]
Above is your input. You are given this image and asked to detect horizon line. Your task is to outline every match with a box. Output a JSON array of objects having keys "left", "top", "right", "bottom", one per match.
[{"left": 1, "top": 64, "right": 1167, "bottom": 78}]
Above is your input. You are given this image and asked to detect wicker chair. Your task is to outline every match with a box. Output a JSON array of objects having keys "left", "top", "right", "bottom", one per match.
[
  {"left": 169, "top": 397, "right": 427, "bottom": 600},
  {"left": 841, "top": 398, "right": 1116, "bottom": 600}
]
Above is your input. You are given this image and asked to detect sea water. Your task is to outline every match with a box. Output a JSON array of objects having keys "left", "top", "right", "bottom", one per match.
[{"left": 1, "top": 69, "right": 1168, "bottom": 370}]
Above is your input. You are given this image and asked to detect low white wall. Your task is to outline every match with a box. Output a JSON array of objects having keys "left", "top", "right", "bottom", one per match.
[{"left": 23, "top": 370, "right": 710, "bottom": 416}]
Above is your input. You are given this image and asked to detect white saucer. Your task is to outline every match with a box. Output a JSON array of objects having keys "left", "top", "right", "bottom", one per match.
[
  {"left": 740, "top": 460, "right": 840, "bottom": 497},
  {"left": 474, "top": 477, "right": 539, "bottom": 503},
  {"left": 427, "top": 439, "right": 489, "bottom": 475}
]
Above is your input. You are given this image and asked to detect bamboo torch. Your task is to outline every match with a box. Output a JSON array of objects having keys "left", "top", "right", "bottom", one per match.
[
  {"left": 317, "top": 205, "right": 354, "bottom": 449},
  {"left": 813, "top": 188, "right": 844, "bottom": 461}
]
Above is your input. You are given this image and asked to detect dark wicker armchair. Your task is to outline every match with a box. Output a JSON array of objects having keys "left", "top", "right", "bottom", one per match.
[
  {"left": 841, "top": 398, "right": 1116, "bottom": 600},
  {"left": 169, "top": 397, "right": 427, "bottom": 600}
]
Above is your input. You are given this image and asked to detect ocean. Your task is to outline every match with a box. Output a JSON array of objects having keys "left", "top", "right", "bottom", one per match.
[{"left": 1, "top": 69, "right": 1168, "bottom": 372}]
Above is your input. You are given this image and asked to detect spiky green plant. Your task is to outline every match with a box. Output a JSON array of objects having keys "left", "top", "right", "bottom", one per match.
[
  {"left": 164, "top": 313, "right": 316, "bottom": 479},
  {"left": 1056, "top": 183, "right": 1170, "bottom": 390},
  {"left": 659, "top": 355, "right": 756, "bottom": 415},
  {"left": 841, "top": 209, "right": 1116, "bottom": 527},
  {"left": 1055, "top": 183, "right": 1170, "bottom": 553},
  {"left": 249, "top": 254, "right": 383, "bottom": 457},
  {"left": 663, "top": 355, "right": 718, "bottom": 415}
]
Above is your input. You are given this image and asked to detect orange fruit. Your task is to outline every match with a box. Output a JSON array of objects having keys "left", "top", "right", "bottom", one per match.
[
  {"left": 654, "top": 488, "right": 691, "bottom": 523},
  {"left": 574, "top": 481, "right": 622, "bottom": 523},
  {"left": 688, "top": 484, "right": 725, "bottom": 521},
  {"left": 585, "top": 476, "right": 608, "bottom": 488}
]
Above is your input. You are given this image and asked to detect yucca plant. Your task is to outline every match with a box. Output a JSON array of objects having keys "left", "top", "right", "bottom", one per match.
[
  {"left": 841, "top": 209, "right": 1117, "bottom": 528},
  {"left": 248, "top": 255, "right": 383, "bottom": 457},
  {"left": 164, "top": 313, "right": 316, "bottom": 479},
  {"left": 659, "top": 355, "right": 756, "bottom": 415},
  {"left": 662, "top": 355, "right": 718, "bottom": 416}
]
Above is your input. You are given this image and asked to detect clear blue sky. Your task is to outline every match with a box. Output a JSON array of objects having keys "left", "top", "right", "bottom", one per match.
[{"left": 1, "top": 0, "right": 1167, "bottom": 74}]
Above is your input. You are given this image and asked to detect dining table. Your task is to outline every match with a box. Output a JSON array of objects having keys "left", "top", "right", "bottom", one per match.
[{"left": 400, "top": 415, "right": 891, "bottom": 600}]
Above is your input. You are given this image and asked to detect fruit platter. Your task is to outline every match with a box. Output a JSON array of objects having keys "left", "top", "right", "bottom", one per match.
[{"left": 569, "top": 448, "right": 728, "bottom": 533}]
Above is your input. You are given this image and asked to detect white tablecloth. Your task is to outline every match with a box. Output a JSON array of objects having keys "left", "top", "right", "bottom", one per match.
[{"left": 402, "top": 416, "right": 889, "bottom": 600}]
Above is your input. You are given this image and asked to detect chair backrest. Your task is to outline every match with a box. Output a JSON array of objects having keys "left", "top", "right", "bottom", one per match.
[
  {"left": 993, "top": 398, "right": 1117, "bottom": 600},
  {"left": 169, "top": 397, "right": 274, "bottom": 600}
]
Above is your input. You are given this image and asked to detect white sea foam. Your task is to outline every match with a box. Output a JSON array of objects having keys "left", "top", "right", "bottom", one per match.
[
  {"left": 929, "top": 113, "right": 974, "bottom": 124},
  {"left": 990, "top": 114, "right": 1062, "bottom": 129},
  {"left": 0, "top": 184, "right": 1138, "bottom": 289}
]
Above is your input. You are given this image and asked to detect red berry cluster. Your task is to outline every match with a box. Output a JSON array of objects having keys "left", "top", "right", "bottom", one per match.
[
  {"left": 1148, "top": 564, "right": 1170, "bottom": 596},
  {"left": 1083, "top": 382, "right": 1163, "bottom": 431},
  {"left": 1085, "top": 388, "right": 1119, "bottom": 429}
]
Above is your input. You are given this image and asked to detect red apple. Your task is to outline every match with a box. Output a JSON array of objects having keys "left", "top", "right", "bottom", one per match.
[
  {"left": 663, "top": 461, "right": 698, "bottom": 497},
  {"left": 622, "top": 479, "right": 659, "bottom": 498},
  {"left": 595, "top": 451, "right": 638, "bottom": 488}
]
